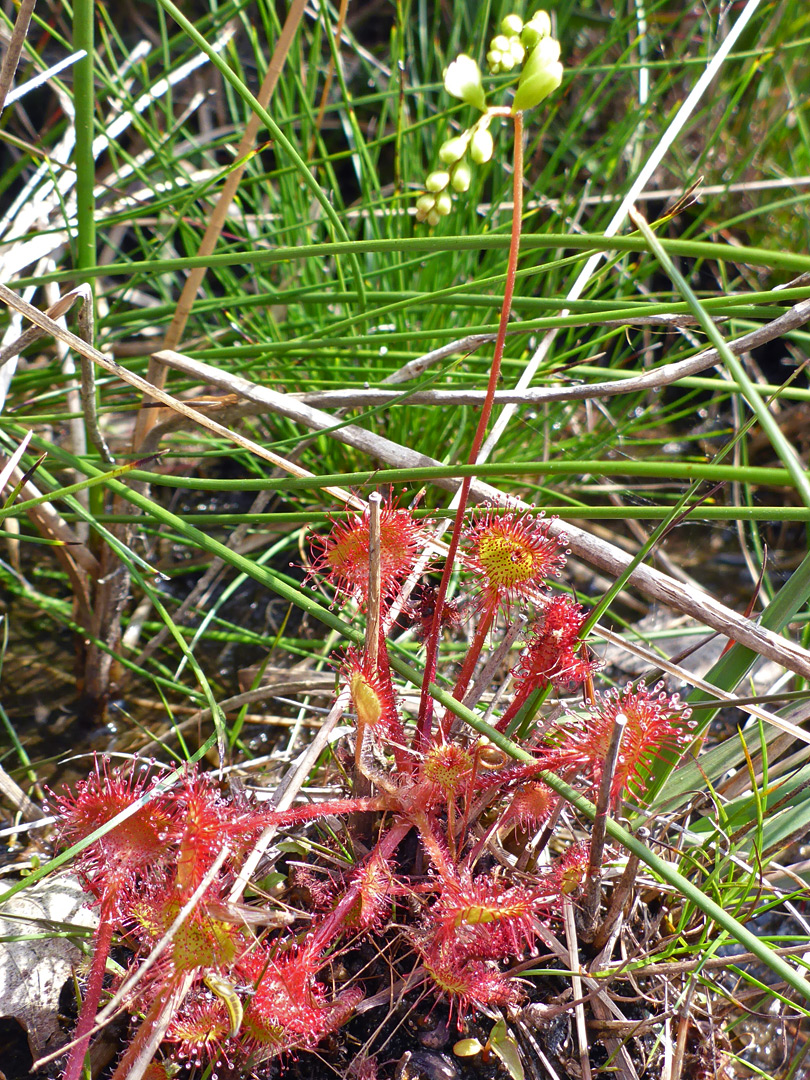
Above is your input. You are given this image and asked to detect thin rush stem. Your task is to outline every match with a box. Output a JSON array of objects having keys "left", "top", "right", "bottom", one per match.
[{"left": 415, "top": 109, "right": 525, "bottom": 750}]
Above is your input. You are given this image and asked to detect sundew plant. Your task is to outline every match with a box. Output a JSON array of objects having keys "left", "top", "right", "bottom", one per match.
[{"left": 51, "top": 491, "right": 696, "bottom": 1078}]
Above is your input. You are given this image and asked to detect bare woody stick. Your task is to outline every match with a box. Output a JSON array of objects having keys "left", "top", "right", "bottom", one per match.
[
  {"left": 0, "top": 0, "right": 36, "bottom": 114},
  {"left": 590, "top": 851, "right": 641, "bottom": 956},
  {"left": 366, "top": 492, "right": 383, "bottom": 667},
  {"left": 562, "top": 896, "right": 592, "bottom": 1080}
]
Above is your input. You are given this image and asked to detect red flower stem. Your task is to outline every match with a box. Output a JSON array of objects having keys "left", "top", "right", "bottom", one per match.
[
  {"left": 455, "top": 747, "right": 482, "bottom": 845},
  {"left": 446, "top": 795, "right": 458, "bottom": 861},
  {"left": 365, "top": 492, "right": 382, "bottom": 667},
  {"left": 415, "top": 110, "right": 525, "bottom": 751},
  {"left": 63, "top": 894, "right": 116, "bottom": 1080}
]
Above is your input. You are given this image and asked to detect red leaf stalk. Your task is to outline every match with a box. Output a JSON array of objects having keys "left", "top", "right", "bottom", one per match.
[
  {"left": 62, "top": 896, "right": 116, "bottom": 1080},
  {"left": 307, "top": 819, "right": 413, "bottom": 954}
]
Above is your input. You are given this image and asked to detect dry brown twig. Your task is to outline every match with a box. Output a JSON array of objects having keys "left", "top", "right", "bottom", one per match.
[
  {"left": 0, "top": 0, "right": 37, "bottom": 115},
  {"left": 0, "top": 282, "right": 362, "bottom": 509},
  {"left": 149, "top": 339, "right": 810, "bottom": 681},
  {"left": 290, "top": 297, "right": 810, "bottom": 406},
  {"left": 535, "top": 921, "right": 640, "bottom": 1080},
  {"left": 582, "top": 713, "right": 627, "bottom": 933}
]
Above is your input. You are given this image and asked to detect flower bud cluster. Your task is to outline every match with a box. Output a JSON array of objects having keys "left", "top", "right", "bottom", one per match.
[
  {"left": 486, "top": 15, "right": 526, "bottom": 74},
  {"left": 415, "top": 115, "right": 493, "bottom": 225},
  {"left": 415, "top": 10, "right": 563, "bottom": 225}
]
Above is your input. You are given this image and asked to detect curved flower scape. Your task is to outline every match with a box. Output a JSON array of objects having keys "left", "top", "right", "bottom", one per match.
[{"left": 39, "top": 2, "right": 712, "bottom": 1070}]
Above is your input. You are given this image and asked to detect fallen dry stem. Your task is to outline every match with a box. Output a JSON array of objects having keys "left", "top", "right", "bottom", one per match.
[
  {"left": 584, "top": 713, "right": 627, "bottom": 930},
  {"left": 563, "top": 895, "right": 592, "bottom": 1080},
  {"left": 226, "top": 689, "right": 353, "bottom": 903},
  {"left": 151, "top": 347, "right": 810, "bottom": 681},
  {"left": 0, "top": 283, "right": 362, "bottom": 509},
  {"left": 292, "top": 296, "right": 810, "bottom": 407},
  {"left": 591, "top": 853, "right": 641, "bottom": 955},
  {"left": 600, "top": 941, "right": 810, "bottom": 980},
  {"left": 0, "top": 0, "right": 36, "bottom": 113}
]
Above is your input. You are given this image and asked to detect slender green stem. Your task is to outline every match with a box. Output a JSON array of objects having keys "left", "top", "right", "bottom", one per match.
[
  {"left": 120, "top": 460, "right": 801, "bottom": 498},
  {"left": 630, "top": 208, "right": 810, "bottom": 509},
  {"left": 14, "top": 233, "right": 810, "bottom": 290},
  {"left": 72, "top": 0, "right": 95, "bottom": 276},
  {"left": 153, "top": 0, "right": 366, "bottom": 311},
  {"left": 72, "top": 0, "right": 103, "bottom": 481}
]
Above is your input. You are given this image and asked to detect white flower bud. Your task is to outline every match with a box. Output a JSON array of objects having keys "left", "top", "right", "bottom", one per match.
[
  {"left": 451, "top": 162, "right": 472, "bottom": 192},
  {"left": 426, "top": 208, "right": 441, "bottom": 227},
  {"left": 509, "top": 38, "right": 526, "bottom": 64},
  {"left": 415, "top": 194, "right": 435, "bottom": 222},
  {"left": 469, "top": 126, "right": 494, "bottom": 164},
  {"left": 489, "top": 26, "right": 525, "bottom": 73},
  {"left": 501, "top": 14, "right": 524, "bottom": 36},
  {"left": 438, "top": 135, "right": 469, "bottom": 165},
  {"left": 512, "top": 36, "right": 562, "bottom": 113},
  {"left": 425, "top": 169, "right": 451, "bottom": 192},
  {"left": 443, "top": 54, "right": 486, "bottom": 112},
  {"left": 435, "top": 192, "right": 453, "bottom": 216},
  {"left": 522, "top": 10, "right": 552, "bottom": 49}
]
